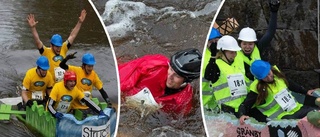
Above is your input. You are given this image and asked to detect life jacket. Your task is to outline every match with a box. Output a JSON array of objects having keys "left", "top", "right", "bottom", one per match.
[
  {"left": 211, "top": 56, "right": 250, "bottom": 112},
  {"left": 202, "top": 77, "right": 216, "bottom": 109},
  {"left": 202, "top": 48, "right": 216, "bottom": 109},
  {"left": 202, "top": 48, "right": 212, "bottom": 77},
  {"left": 237, "top": 45, "right": 261, "bottom": 66},
  {"left": 250, "top": 67, "right": 303, "bottom": 119}
]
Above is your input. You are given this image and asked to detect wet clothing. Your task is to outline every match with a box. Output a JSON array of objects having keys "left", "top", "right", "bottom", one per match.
[
  {"left": 47, "top": 81, "right": 101, "bottom": 116},
  {"left": 39, "top": 41, "right": 70, "bottom": 83},
  {"left": 238, "top": 66, "right": 318, "bottom": 120},
  {"left": 22, "top": 67, "right": 54, "bottom": 101},
  {"left": 119, "top": 54, "right": 193, "bottom": 115}
]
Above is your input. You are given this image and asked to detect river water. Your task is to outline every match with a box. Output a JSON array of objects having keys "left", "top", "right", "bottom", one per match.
[
  {"left": 0, "top": 0, "right": 118, "bottom": 136},
  {"left": 92, "top": 0, "right": 221, "bottom": 136}
]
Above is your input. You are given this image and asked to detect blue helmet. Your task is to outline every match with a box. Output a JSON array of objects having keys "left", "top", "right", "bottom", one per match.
[
  {"left": 82, "top": 53, "right": 96, "bottom": 65},
  {"left": 36, "top": 56, "right": 50, "bottom": 70},
  {"left": 250, "top": 60, "right": 271, "bottom": 80},
  {"left": 50, "top": 34, "right": 63, "bottom": 47},
  {"left": 208, "top": 28, "right": 222, "bottom": 40}
]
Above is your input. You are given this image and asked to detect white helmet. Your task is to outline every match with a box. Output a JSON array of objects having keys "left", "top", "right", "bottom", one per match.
[
  {"left": 217, "top": 35, "right": 241, "bottom": 51},
  {"left": 238, "top": 27, "right": 257, "bottom": 41}
]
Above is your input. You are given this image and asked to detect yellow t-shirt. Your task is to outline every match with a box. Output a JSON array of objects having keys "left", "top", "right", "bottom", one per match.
[
  {"left": 42, "top": 41, "right": 69, "bottom": 83},
  {"left": 49, "top": 81, "right": 84, "bottom": 113},
  {"left": 68, "top": 66, "right": 103, "bottom": 109},
  {"left": 22, "top": 67, "right": 54, "bottom": 100}
]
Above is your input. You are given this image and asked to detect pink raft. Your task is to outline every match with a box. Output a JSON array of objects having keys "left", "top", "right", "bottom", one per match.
[
  {"left": 205, "top": 113, "right": 320, "bottom": 137},
  {"left": 298, "top": 117, "right": 320, "bottom": 137}
]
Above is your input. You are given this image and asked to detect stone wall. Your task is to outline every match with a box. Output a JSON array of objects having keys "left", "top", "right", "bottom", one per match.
[{"left": 217, "top": 0, "right": 319, "bottom": 89}]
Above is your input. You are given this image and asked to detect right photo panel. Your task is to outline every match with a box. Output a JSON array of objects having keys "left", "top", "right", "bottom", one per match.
[{"left": 202, "top": 0, "right": 319, "bottom": 137}]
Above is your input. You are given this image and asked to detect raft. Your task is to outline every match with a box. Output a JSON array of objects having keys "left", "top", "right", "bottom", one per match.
[
  {"left": 205, "top": 111, "right": 320, "bottom": 137},
  {"left": 0, "top": 98, "right": 116, "bottom": 137},
  {"left": 204, "top": 92, "right": 320, "bottom": 137}
]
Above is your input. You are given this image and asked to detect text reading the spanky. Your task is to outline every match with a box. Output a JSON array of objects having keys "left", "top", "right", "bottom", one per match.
[
  {"left": 82, "top": 123, "right": 110, "bottom": 137},
  {"left": 236, "top": 127, "right": 261, "bottom": 137}
]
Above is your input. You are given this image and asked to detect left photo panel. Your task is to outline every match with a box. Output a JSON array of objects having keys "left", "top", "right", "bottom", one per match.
[{"left": 0, "top": 0, "right": 118, "bottom": 137}]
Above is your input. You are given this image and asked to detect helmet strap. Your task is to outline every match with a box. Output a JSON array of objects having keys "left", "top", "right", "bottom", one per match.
[
  {"left": 222, "top": 51, "right": 233, "bottom": 64},
  {"left": 82, "top": 64, "right": 90, "bottom": 75},
  {"left": 36, "top": 67, "right": 46, "bottom": 77},
  {"left": 64, "top": 84, "right": 71, "bottom": 90},
  {"left": 179, "top": 82, "right": 187, "bottom": 88},
  {"left": 64, "top": 81, "right": 76, "bottom": 90}
]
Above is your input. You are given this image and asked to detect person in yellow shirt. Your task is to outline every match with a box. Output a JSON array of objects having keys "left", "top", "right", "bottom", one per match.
[
  {"left": 27, "top": 9, "right": 87, "bottom": 83},
  {"left": 21, "top": 56, "right": 54, "bottom": 108},
  {"left": 59, "top": 52, "right": 112, "bottom": 117},
  {"left": 47, "top": 70, "right": 106, "bottom": 119}
]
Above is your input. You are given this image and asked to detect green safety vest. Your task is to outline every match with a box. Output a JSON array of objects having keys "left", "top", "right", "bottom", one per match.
[
  {"left": 202, "top": 77, "right": 217, "bottom": 109},
  {"left": 237, "top": 45, "right": 261, "bottom": 65},
  {"left": 207, "top": 56, "right": 250, "bottom": 112},
  {"left": 250, "top": 68, "right": 303, "bottom": 119},
  {"left": 202, "top": 48, "right": 211, "bottom": 77},
  {"left": 202, "top": 48, "right": 216, "bottom": 109}
]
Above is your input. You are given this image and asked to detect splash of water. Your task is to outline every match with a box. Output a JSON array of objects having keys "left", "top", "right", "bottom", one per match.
[{"left": 101, "top": 0, "right": 220, "bottom": 39}]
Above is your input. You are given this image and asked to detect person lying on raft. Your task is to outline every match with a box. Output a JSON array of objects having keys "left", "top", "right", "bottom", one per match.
[{"left": 239, "top": 60, "right": 320, "bottom": 124}]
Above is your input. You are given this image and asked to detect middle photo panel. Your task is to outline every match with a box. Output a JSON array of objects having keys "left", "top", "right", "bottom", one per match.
[{"left": 93, "top": 0, "right": 223, "bottom": 136}]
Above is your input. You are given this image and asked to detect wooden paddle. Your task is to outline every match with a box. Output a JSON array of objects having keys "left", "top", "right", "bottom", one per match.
[{"left": 0, "top": 104, "right": 26, "bottom": 120}]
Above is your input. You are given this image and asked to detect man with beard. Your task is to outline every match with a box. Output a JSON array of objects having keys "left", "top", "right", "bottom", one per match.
[
  {"left": 119, "top": 48, "right": 201, "bottom": 116},
  {"left": 59, "top": 52, "right": 112, "bottom": 118},
  {"left": 47, "top": 71, "right": 106, "bottom": 119},
  {"left": 21, "top": 56, "right": 54, "bottom": 108},
  {"left": 27, "top": 9, "right": 87, "bottom": 83}
]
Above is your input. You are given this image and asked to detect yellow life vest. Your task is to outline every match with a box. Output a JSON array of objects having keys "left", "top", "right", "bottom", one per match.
[
  {"left": 250, "top": 67, "right": 303, "bottom": 119},
  {"left": 237, "top": 45, "right": 261, "bottom": 65},
  {"left": 210, "top": 56, "right": 250, "bottom": 112}
]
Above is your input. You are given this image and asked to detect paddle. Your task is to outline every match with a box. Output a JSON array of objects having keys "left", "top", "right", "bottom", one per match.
[{"left": 0, "top": 104, "right": 26, "bottom": 120}]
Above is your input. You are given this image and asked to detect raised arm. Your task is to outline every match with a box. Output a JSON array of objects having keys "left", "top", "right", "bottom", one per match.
[
  {"left": 27, "top": 14, "right": 43, "bottom": 50},
  {"left": 67, "top": 9, "right": 87, "bottom": 45},
  {"left": 59, "top": 52, "right": 77, "bottom": 70},
  {"left": 257, "top": 0, "right": 280, "bottom": 50}
]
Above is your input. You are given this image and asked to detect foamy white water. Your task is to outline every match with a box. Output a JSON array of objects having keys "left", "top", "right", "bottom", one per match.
[{"left": 101, "top": 0, "right": 220, "bottom": 38}]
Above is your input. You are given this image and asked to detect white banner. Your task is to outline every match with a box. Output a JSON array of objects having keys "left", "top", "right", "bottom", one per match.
[{"left": 81, "top": 121, "right": 110, "bottom": 137}]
